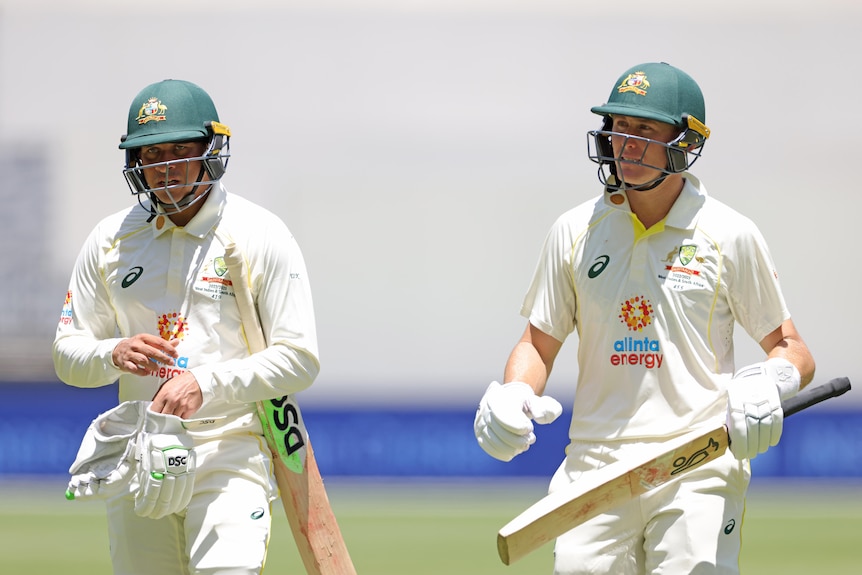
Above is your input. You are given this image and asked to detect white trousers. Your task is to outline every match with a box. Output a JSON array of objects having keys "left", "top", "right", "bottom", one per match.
[
  {"left": 106, "top": 433, "right": 276, "bottom": 575},
  {"left": 550, "top": 437, "right": 750, "bottom": 575}
]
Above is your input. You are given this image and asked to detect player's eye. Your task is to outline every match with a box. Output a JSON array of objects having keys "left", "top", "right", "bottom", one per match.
[{"left": 141, "top": 148, "right": 161, "bottom": 162}]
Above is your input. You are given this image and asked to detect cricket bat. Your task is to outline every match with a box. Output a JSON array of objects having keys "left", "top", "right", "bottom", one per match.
[
  {"left": 222, "top": 242, "right": 357, "bottom": 575},
  {"left": 497, "top": 376, "right": 852, "bottom": 566}
]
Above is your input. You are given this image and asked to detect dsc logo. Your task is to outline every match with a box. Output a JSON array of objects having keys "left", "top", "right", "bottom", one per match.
[
  {"left": 268, "top": 396, "right": 305, "bottom": 459},
  {"left": 168, "top": 455, "right": 188, "bottom": 467}
]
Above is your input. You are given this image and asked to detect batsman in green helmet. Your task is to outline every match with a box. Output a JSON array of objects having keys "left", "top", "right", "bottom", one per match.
[
  {"left": 119, "top": 79, "right": 232, "bottom": 225},
  {"left": 474, "top": 62, "right": 815, "bottom": 574},
  {"left": 54, "top": 79, "right": 321, "bottom": 574}
]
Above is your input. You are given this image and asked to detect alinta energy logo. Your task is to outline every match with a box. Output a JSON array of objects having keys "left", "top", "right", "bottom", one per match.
[
  {"left": 150, "top": 311, "right": 190, "bottom": 378},
  {"left": 59, "top": 290, "right": 73, "bottom": 326},
  {"left": 158, "top": 312, "right": 189, "bottom": 341},
  {"left": 612, "top": 296, "right": 664, "bottom": 369},
  {"left": 619, "top": 296, "right": 653, "bottom": 331}
]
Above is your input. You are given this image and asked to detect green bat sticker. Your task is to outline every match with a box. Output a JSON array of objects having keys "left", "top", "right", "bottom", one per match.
[{"left": 258, "top": 395, "right": 307, "bottom": 474}]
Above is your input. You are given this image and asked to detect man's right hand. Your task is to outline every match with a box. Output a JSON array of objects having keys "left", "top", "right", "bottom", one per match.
[
  {"left": 112, "top": 335, "right": 180, "bottom": 375},
  {"left": 474, "top": 381, "right": 563, "bottom": 462}
]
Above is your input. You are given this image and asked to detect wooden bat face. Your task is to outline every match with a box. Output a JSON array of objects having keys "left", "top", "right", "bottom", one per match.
[
  {"left": 497, "top": 425, "right": 729, "bottom": 565},
  {"left": 497, "top": 377, "right": 851, "bottom": 565}
]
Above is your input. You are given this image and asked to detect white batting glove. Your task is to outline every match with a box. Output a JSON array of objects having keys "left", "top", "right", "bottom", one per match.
[
  {"left": 474, "top": 381, "right": 563, "bottom": 462},
  {"left": 66, "top": 401, "right": 148, "bottom": 502},
  {"left": 726, "top": 358, "right": 801, "bottom": 460},
  {"left": 133, "top": 409, "right": 196, "bottom": 519}
]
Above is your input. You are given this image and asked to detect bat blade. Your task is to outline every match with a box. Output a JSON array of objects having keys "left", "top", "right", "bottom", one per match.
[
  {"left": 497, "top": 377, "right": 852, "bottom": 565},
  {"left": 497, "top": 425, "right": 727, "bottom": 565},
  {"left": 222, "top": 240, "right": 357, "bottom": 574},
  {"left": 274, "top": 442, "right": 357, "bottom": 575}
]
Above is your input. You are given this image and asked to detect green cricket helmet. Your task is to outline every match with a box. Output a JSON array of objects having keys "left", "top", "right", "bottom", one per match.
[
  {"left": 587, "top": 62, "right": 710, "bottom": 190},
  {"left": 120, "top": 79, "right": 231, "bottom": 216}
]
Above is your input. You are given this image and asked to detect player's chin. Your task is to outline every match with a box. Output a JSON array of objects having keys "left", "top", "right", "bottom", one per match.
[
  {"left": 619, "top": 165, "right": 663, "bottom": 188},
  {"left": 151, "top": 186, "right": 193, "bottom": 204}
]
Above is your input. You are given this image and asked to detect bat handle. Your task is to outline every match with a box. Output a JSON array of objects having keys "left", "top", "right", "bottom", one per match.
[{"left": 781, "top": 377, "right": 852, "bottom": 418}]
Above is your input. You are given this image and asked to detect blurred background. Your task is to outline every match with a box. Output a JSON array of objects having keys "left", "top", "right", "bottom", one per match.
[{"left": 1, "top": 0, "right": 860, "bottom": 483}]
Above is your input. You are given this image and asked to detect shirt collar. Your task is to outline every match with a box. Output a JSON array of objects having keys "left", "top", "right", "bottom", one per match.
[
  {"left": 150, "top": 182, "right": 226, "bottom": 238},
  {"left": 665, "top": 174, "right": 707, "bottom": 230},
  {"left": 602, "top": 173, "right": 707, "bottom": 231}
]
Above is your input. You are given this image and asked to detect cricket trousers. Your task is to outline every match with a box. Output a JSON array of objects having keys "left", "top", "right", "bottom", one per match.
[
  {"left": 106, "top": 432, "right": 276, "bottom": 575},
  {"left": 550, "top": 437, "right": 750, "bottom": 575}
]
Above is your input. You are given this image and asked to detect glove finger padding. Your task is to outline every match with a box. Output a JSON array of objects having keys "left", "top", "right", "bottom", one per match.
[
  {"left": 726, "top": 364, "right": 785, "bottom": 460},
  {"left": 474, "top": 408, "right": 535, "bottom": 461},
  {"left": 474, "top": 381, "right": 563, "bottom": 462},
  {"left": 134, "top": 409, "right": 196, "bottom": 519},
  {"left": 66, "top": 401, "right": 149, "bottom": 501},
  {"left": 525, "top": 394, "right": 564, "bottom": 425}
]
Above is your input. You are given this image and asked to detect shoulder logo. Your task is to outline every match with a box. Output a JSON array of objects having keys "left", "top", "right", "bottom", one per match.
[
  {"left": 121, "top": 266, "right": 144, "bottom": 288},
  {"left": 136, "top": 97, "right": 167, "bottom": 125},
  {"left": 617, "top": 72, "right": 650, "bottom": 96},
  {"left": 588, "top": 255, "right": 610, "bottom": 278}
]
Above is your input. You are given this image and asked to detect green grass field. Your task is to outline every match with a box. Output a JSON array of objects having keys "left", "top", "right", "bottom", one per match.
[{"left": 1, "top": 478, "right": 860, "bottom": 574}]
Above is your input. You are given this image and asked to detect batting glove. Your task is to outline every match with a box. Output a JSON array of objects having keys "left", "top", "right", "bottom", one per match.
[
  {"left": 474, "top": 381, "right": 563, "bottom": 462},
  {"left": 726, "top": 358, "right": 801, "bottom": 460},
  {"left": 133, "top": 409, "right": 196, "bottom": 519},
  {"left": 66, "top": 401, "right": 148, "bottom": 501}
]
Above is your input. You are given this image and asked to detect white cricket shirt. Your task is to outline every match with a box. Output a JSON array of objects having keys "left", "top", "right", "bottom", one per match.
[
  {"left": 521, "top": 174, "right": 790, "bottom": 442},
  {"left": 54, "top": 183, "right": 319, "bottom": 437}
]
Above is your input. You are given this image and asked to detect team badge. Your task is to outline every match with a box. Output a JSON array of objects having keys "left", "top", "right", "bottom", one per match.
[
  {"left": 213, "top": 256, "right": 228, "bottom": 277},
  {"left": 659, "top": 244, "right": 707, "bottom": 292},
  {"left": 617, "top": 72, "right": 650, "bottom": 96},
  {"left": 193, "top": 256, "right": 234, "bottom": 300},
  {"left": 136, "top": 97, "right": 168, "bottom": 125},
  {"left": 678, "top": 245, "right": 697, "bottom": 266}
]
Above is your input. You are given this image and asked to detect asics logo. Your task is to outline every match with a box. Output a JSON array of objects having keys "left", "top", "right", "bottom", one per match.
[
  {"left": 122, "top": 266, "right": 144, "bottom": 288},
  {"left": 588, "top": 255, "right": 610, "bottom": 278},
  {"left": 724, "top": 518, "right": 736, "bottom": 535}
]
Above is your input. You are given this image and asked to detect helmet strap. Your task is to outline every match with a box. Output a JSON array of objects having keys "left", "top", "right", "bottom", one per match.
[
  {"left": 144, "top": 164, "right": 212, "bottom": 219},
  {"left": 627, "top": 174, "right": 668, "bottom": 192}
]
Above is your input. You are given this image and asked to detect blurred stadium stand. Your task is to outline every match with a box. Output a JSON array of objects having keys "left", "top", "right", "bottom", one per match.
[
  {"left": 1, "top": 382, "right": 859, "bottom": 479},
  {"left": 0, "top": 144, "right": 63, "bottom": 381}
]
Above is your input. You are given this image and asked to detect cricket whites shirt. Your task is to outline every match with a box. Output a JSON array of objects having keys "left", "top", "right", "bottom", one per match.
[
  {"left": 54, "top": 183, "right": 319, "bottom": 439},
  {"left": 521, "top": 174, "right": 790, "bottom": 442}
]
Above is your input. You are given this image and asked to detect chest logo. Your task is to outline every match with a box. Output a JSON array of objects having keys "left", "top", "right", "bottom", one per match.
[
  {"left": 59, "top": 290, "right": 73, "bottom": 325},
  {"left": 121, "top": 266, "right": 144, "bottom": 288},
  {"left": 619, "top": 296, "right": 653, "bottom": 331},
  {"left": 158, "top": 312, "right": 189, "bottom": 341},
  {"left": 588, "top": 255, "right": 610, "bottom": 279},
  {"left": 214, "top": 256, "right": 228, "bottom": 277},
  {"left": 659, "top": 245, "right": 707, "bottom": 292},
  {"left": 678, "top": 245, "right": 697, "bottom": 266}
]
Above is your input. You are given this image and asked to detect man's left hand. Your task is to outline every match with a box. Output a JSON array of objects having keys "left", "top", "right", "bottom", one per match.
[
  {"left": 151, "top": 372, "right": 203, "bottom": 418},
  {"left": 726, "top": 358, "right": 800, "bottom": 460}
]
